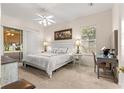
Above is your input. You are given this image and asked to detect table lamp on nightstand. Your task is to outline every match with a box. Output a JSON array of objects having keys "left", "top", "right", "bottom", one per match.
[
  {"left": 75, "top": 39, "right": 81, "bottom": 54},
  {"left": 43, "top": 41, "right": 48, "bottom": 52}
]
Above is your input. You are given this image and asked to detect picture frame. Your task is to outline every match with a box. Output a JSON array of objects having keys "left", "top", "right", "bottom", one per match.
[{"left": 54, "top": 28, "right": 72, "bottom": 40}]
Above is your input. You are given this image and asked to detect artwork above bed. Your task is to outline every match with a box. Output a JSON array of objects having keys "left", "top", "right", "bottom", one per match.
[{"left": 54, "top": 28, "right": 72, "bottom": 40}]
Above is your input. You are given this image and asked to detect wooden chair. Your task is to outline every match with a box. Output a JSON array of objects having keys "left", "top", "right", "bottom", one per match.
[
  {"left": 92, "top": 52, "right": 97, "bottom": 72},
  {"left": 92, "top": 52, "right": 110, "bottom": 79}
]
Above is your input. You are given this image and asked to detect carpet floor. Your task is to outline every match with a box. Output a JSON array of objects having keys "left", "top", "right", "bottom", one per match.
[{"left": 19, "top": 63, "right": 120, "bottom": 89}]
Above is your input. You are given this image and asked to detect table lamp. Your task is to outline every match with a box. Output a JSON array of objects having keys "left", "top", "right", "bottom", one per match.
[
  {"left": 75, "top": 39, "right": 81, "bottom": 54},
  {"left": 43, "top": 41, "right": 48, "bottom": 52}
]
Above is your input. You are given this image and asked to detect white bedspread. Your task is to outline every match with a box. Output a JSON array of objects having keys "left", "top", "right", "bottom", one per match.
[{"left": 25, "top": 53, "right": 72, "bottom": 77}]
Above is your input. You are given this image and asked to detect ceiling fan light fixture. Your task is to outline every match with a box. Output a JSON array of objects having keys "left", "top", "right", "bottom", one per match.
[
  {"left": 34, "top": 14, "right": 56, "bottom": 27},
  {"left": 38, "top": 21, "right": 42, "bottom": 24},
  {"left": 43, "top": 19, "right": 47, "bottom": 26},
  {"left": 48, "top": 21, "right": 52, "bottom": 25}
]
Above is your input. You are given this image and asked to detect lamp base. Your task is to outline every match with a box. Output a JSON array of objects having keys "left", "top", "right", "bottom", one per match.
[
  {"left": 77, "top": 46, "right": 80, "bottom": 54},
  {"left": 77, "top": 49, "right": 79, "bottom": 54},
  {"left": 44, "top": 46, "right": 47, "bottom": 52}
]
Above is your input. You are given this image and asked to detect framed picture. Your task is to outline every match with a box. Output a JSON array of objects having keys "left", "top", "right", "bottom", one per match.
[{"left": 54, "top": 28, "right": 72, "bottom": 40}]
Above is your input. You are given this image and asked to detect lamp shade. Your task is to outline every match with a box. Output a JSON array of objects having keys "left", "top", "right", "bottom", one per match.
[
  {"left": 75, "top": 39, "right": 81, "bottom": 46},
  {"left": 75, "top": 39, "right": 81, "bottom": 54},
  {"left": 43, "top": 41, "right": 48, "bottom": 46}
]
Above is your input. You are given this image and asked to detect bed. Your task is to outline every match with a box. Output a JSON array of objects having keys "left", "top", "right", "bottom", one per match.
[{"left": 24, "top": 48, "right": 73, "bottom": 78}]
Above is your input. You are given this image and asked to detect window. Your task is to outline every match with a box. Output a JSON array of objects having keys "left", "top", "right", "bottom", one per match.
[{"left": 81, "top": 26, "right": 96, "bottom": 53}]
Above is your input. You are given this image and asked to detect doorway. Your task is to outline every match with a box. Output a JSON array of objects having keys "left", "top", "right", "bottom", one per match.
[{"left": 3, "top": 26, "right": 23, "bottom": 62}]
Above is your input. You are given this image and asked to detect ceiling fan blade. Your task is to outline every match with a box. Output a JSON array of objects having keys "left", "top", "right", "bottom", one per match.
[
  {"left": 47, "top": 19, "right": 56, "bottom": 23},
  {"left": 46, "top": 15, "right": 54, "bottom": 19},
  {"left": 36, "top": 14, "right": 44, "bottom": 18}
]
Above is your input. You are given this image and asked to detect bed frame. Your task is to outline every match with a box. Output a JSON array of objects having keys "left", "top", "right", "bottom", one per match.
[{"left": 23, "top": 58, "right": 73, "bottom": 78}]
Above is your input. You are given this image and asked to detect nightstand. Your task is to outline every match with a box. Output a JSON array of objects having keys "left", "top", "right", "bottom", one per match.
[{"left": 73, "top": 53, "right": 82, "bottom": 67}]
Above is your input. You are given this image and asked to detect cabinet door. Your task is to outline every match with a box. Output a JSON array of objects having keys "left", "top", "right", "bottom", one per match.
[{"left": 1, "top": 62, "right": 18, "bottom": 86}]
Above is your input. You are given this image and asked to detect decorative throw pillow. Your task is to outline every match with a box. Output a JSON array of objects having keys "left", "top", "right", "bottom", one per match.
[
  {"left": 56, "top": 48, "right": 68, "bottom": 54},
  {"left": 51, "top": 48, "right": 58, "bottom": 53}
]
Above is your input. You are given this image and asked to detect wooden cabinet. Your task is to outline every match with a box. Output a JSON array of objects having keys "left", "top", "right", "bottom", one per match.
[{"left": 1, "top": 56, "right": 19, "bottom": 86}]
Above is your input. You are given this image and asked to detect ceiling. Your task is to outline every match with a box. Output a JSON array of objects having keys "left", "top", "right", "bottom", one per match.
[{"left": 1, "top": 3, "right": 113, "bottom": 26}]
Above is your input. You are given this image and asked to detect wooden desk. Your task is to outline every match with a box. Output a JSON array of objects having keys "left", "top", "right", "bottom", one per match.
[
  {"left": 97, "top": 55, "right": 118, "bottom": 69},
  {"left": 96, "top": 54, "right": 118, "bottom": 83}
]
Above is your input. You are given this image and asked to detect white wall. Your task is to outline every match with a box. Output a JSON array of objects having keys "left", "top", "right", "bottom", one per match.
[
  {"left": 112, "top": 4, "right": 120, "bottom": 49},
  {"left": 0, "top": 26, "right": 3, "bottom": 56},
  {"left": 26, "top": 30, "right": 44, "bottom": 54},
  {"left": 120, "top": 4, "right": 124, "bottom": 67},
  {"left": 112, "top": 4, "right": 121, "bottom": 62},
  {"left": 112, "top": 4, "right": 124, "bottom": 88},
  {"left": 22, "top": 29, "right": 44, "bottom": 60},
  {"left": 2, "top": 15, "right": 42, "bottom": 31},
  {"left": 45, "top": 10, "right": 112, "bottom": 51},
  {"left": 45, "top": 10, "right": 112, "bottom": 66},
  {"left": 0, "top": 3, "right": 1, "bottom": 78},
  {"left": 119, "top": 4, "right": 124, "bottom": 88}
]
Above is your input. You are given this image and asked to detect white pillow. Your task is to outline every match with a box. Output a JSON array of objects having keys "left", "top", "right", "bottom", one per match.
[
  {"left": 67, "top": 48, "right": 73, "bottom": 54},
  {"left": 56, "top": 48, "right": 68, "bottom": 54},
  {"left": 51, "top": 48, "right": 58, "bottom": 53},
  {"left": 60, "top": 48, "right": 68, "bottom": 53}
]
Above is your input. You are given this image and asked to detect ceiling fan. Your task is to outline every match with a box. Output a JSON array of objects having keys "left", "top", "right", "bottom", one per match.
[{"left": 34, "top": 14, "right": 56, "bottom": 27}]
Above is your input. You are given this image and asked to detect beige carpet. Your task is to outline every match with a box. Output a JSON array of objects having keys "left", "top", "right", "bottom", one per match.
[{"left": 19, "top": 63, "right": 120, "bottom": 89}]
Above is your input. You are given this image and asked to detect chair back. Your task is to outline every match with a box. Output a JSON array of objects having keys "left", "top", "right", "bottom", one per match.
[{"left": 92, "top": 51, "right": 97, "bottom": 65}]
